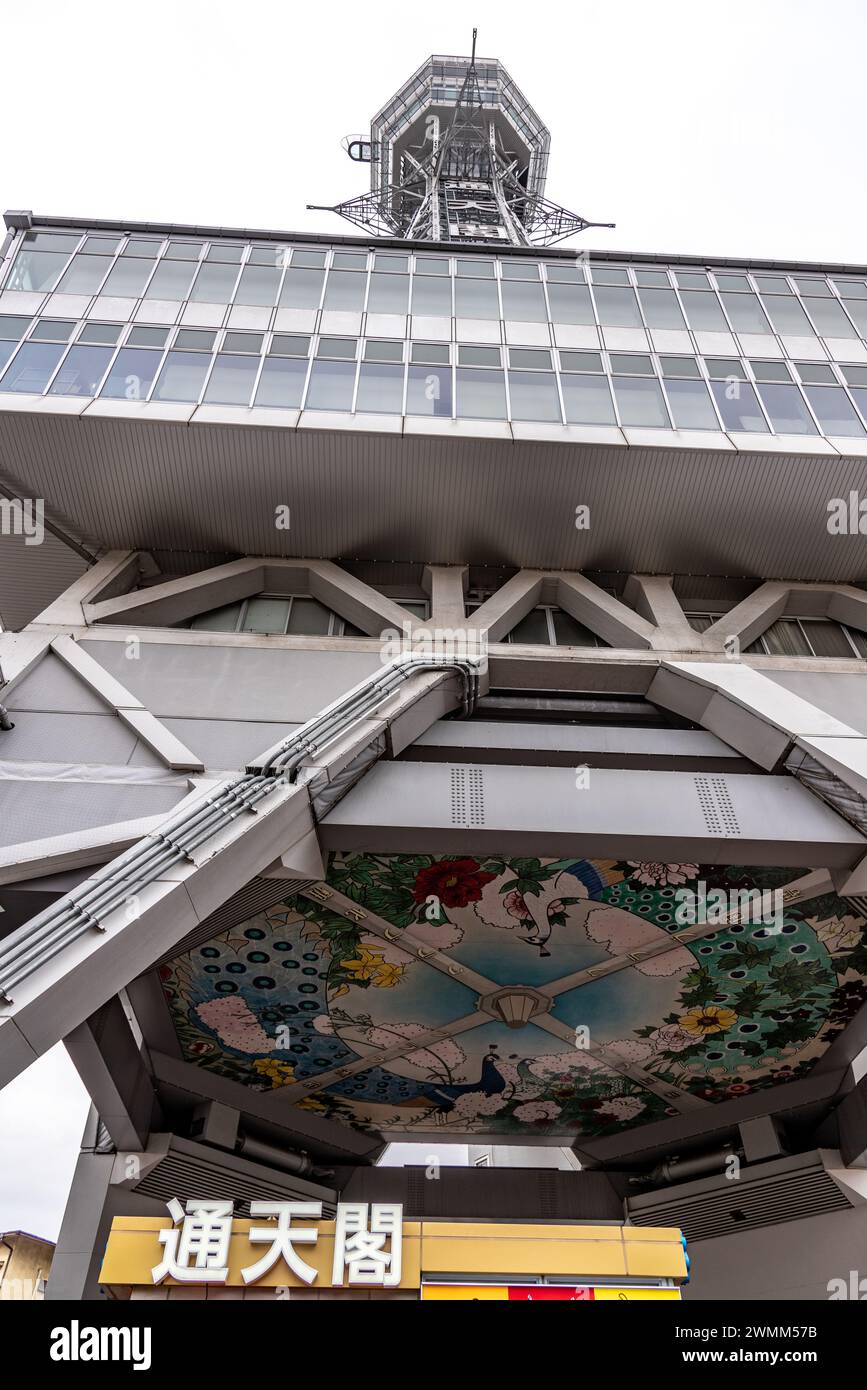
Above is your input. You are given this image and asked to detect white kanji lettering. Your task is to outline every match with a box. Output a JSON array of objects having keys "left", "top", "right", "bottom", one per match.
[
  {"left": 332, "top": 1202, "right": 403, "bottom": 1287},
  {"left": 151, "top": 1198, "right": 233, "bottom": 1284},
  {"left": 241, "top": 1201, "right": 323, "bottom": 1285}
]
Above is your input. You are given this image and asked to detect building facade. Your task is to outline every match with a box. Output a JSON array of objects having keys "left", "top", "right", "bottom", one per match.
[{"left": 1, "top": 49, "right": 867, "bottom": 1302}]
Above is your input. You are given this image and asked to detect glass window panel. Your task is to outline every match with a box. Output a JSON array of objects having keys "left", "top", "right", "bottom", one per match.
[
  {"left": 47, "top": 345, "right": 113, "bottom": 397},
  {"left": 833, "top": 279, "right": 867, "bottom": 298},
  {"left": 305, "top": 358, "right": 356, "bottom": 410},
  {"left": 0, "top": 341, "right": 15, "bottom": 373},
  {"left": 760, "top": 295, "right": 815, "bottom": 335},
  {"left": 592, "top": 267, "right": 630, "bottom": 285},
  {"left": 552, "top": 610, "right": 600, "bottom": 646},
  {"left": 500, "top": 260, "right": 539, "bottom": 280},
  {"left": 593, "top": 285, "right": 642, "bottom": 327},
  {"left": 664, "top": 377, "right": 719, "bottom": 429},
  {"left": 332, "top": 252, "right": 367, "bottom": 270},
  {"left": 254, "top": 356, "right": 307, "bottom": 407},
  {"left": 322, "top": 270, "right": 366, "bottom": 312},
  {"left": 316, "top": 338, "right": 356, "bottom": 358},
  {"left": 56, "top": 255, "right": 112, "bottom": 294},
  {"left": 456, "top": 367, "right": 506, "bottom": 418},
  {"left": 166, "top": 241, "right": 203, "bottom": 260},
  {"left": 500, "top": 280, "right": 547, "bottom": 321},
  {"left": 206, "top": 244, "right": 245, "bottom": 263},
  {"left": 237, "top": 598, "right": 288, "bottom": 633},
  {"left": 292, "top": 250, "right": 327, "bottom": 268},
  {"left": 561, "top": 373, "right": 616, "bottom": 424},
  {"left": 249, "top": 247, "right": 283, "bottom": 267},
  {"left": 0, "top": 342, "right": 65, "bottom": 393},
  {"left": 660, "top": 355, "right": 700, "bottom": 377},
  {"left": 804, "top": 620, "right": 857, "bottom": 658},
  {"left": 190, "top": 262, "right": 239, "bottom": 303},
  {"left": 270, "top": 334, "right": 310, "bottom": 356},
  {"left": 612, "top": 376, "right": 670, "bottom": 426},
  {"left": 508, "top": 608, "right": 551, "bottom": 644},
  {"left": 286, "top": 597, "right": 334, "bottom": 635},
  {"left": 0, "top": 316, "right": 32, "bottom": 339},
  {"left": 279, "top": 268, "right": 325, "bottom": 308},
  {"left": 848, "top": 628, "right": 867, "bottom": 657},
  {"left": 127, "top": 326, "right": 169, "bottom": 347},
  {"left": 20, "top": 231, "right": 79, "bottom": 251},
  {"left": 123, "top": 239, "right": 162, "bottom": 257},
  {"left": 31, "top": 319, "right": 75, "bottom": 341},
  {"left": 686, "top": 614, "right": 714, "bottom": 632},
  {"left": 795, "top": 278, "right": 832, "bottom": 297},
  {"left": 635, "top": 269, "right": 670, "bottom": 287},
  {"left": 101, "top": 259, "right": 154, "bottom": 297},
  {"left": 454, "top": 278, "right": 500, "bottom": 319},
  {"left": 803, "top": 298, "right": 856, "bottom": 337},
  {"left": 367, "top": 272, "right": 409, "bottom": 314},
  {"left": 235, "top": 265, "right": 281, "bottom": 306},
  {"left": 458, "top": 345, "right": 500, "bottom": 366},
  {"left": 144, "top": 260, "right": 197, "bottom": 301},
  {"left": 203, "top": 354, "right": 259, "bottom": 405},
  {"left": 714, "top": 274, "right": 751, "bottom": 292},
  {"left": 705, "top": 358, "right": 747, "bottom": 379},
  {"left": 507, "top": 371, "right": 561, "bottom": 421},
  {"left": 638, "top": 288, "right": 686, "bottom": 329},
  {"left": 223, "top": 331, "right": 263, "bottom": 353},
  {"left": 406, "top": 363, "right": 452, "bottom": 416},
  {"left": 373, "top": 254, "right": 408, "bottom": 272},
  {"left": 750, "top": 360, "right": 792, "bottom": 382},
  {"left": 509, "top": 348, "right": 551, "bottom": 368},
  {"left": 710, "top": 379, "right": 769, "bottom": 431},
  {"left": 610, "top": 353, "right": 654, "bottom": 374},
  {"left": 796, "top": 362, "right": 836, "bottom": 383},
  {"left": 840, "top": 299, "right": 867, "bottom": 335},
  {"left": 456, "top": 259, "right": 494, "bottom": 278},
  {"left": 546, "top": 282, "right": 594, "bottom": 324},
  {"left": 355, "top": 361, "right": 404, "bottom": 413},
  {"left": 846, "top": 387, "right": 867, "bottom": 422},
  {"left": 763, "top": 620, "right": 812, "bottom": 657},
  {"left": 6, "top": 249, "right": 70, "bottom": 292},
  {"left": 190, "top": 603, "right": 242, "bottom": 631},
  {"left": 754, "top": 276, "right": 791, "bottom": 293},
  {"left": 99, "top": 347, "right": 162, "bottom": 399},
  {"left": 843, "top": 366, "right": 867, "bottom": 386},
  {"left": 559, "top": 350, "right": 603, "bottom": 372},
  {"left": 363, "top": 340, "right": 403, "bottom": 362},
  {"left": 680, "top": 290, "right": 728, "bottom": 331},
  {"left": 410, "top": 342, "right": 449, "bottom": 364},
  {"left": 175, "top": 329, "right": 216, "bottom": 349},
  {"left": 545, "top": 263, "right": 585, "bottom": 283},
  {"left": 411, "top": 275, "right": 452, "bottom": 315},
  {"left": 675, "top": 271, "right": 710, "bottom": 289},
  {"left": 77, "top": 322, "right": 120, "bottom": 346},
  {"left": 152, "top": 350, "right": 212, "bottom": 401},
  {"left": 720, "top": 292, "right": 771, "bottom": 334},
  {"left": 756, "top": 382, "right": 817, "bottom": 434},
  {"left": 803, "top": 385, "right": 865, "bottom": 436},
  {"left": 415, "top": 257, "right": 450, "bottom": 275}
]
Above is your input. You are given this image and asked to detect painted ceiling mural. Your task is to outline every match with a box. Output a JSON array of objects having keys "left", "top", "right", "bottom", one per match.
[{"left": 161, "top": 855, "right": 867, "bottom": 1140}]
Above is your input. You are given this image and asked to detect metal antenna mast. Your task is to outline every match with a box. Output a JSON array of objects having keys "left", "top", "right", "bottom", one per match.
[{"left": 307, "top": 36, "right": 613, "bottom": 246}]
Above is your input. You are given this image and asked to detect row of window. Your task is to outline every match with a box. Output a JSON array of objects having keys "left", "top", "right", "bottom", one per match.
[
  {"left": 5, "top": 232, "right": 867, "bottom": 340},
  {"left": 175, "top": 593, "right": 867, "bottom": 659},
  {"left": 3, "top": 315, "right": 867, "bottom": 434}
]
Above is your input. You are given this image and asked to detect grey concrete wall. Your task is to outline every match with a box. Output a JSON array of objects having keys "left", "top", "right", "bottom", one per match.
[{"left": 684, "top": 1205, "right": 867, "bottom": 1300}]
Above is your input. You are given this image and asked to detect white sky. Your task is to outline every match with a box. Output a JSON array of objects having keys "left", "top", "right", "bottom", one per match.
[{"left": 2, "top": 0, "right": 867, "bottom": 1243}]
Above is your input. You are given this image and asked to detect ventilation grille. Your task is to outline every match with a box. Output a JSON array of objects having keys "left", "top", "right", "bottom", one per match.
[
  {"left": 694, "top": 776, "right": 740, "bottom": 836},
  {"left": 628, "top": 1161, "right": 850, "bottom": 1243},
  {"left": 134, "top": 1146, "right": 336, "bottom": 1218},
  {"left": 449, "top": 767, "right": 486, "bottom": 826},
  {"left": 846, "top": 895, "right": 867, "bottom": 916}
]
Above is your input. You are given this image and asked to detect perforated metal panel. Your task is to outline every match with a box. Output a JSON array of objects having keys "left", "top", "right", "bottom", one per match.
[
  {"left": 694, "top": 776, "right": 741, "bottom": 836},
  {"left": 449, "top": 766, "right": 486, "bottom": 826}
]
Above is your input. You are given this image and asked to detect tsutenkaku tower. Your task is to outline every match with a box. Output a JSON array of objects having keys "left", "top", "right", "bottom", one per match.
[{"left": 309, "top": 32, "right": 613, "bottom": 246}]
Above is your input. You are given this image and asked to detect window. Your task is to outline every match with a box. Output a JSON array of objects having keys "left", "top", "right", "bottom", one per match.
[
  {"left": 322, "top": 270, "right": 366, "bottom": 312},
  {"left": 749, "top": 619, "right": 865, "bottom": 659},
  {"left": 190, "top": 262, "right": 240, "bottom": 303},
  {"left": 279, "top": 268, "right": 325, "bottom": 309},
  {"left": 56, "top": 254, "right": 112, "bottom": 295},
  {"left": 406, "top": 364, "right": 452, "bottom": 416},
  {"left": 591, "top": 267, "right": 630, "bottom": 286},
  {"left": 593, "top": 285, "right": 642, "bottom": 328},
  {"left": 500, "top": 280, "right": 547, "bottom": 322},
  {"left": 101, "top": 259, "right": 154, "bottom": 297},
  {"left": 0, "top": 341, "right": 65, "bottom": 393},
  {"left": 505, "top": 605, "right": 603, "bottom": 646},
  {"left": 546, "top": 282, "right": 594, "bottom": 324},
  {"left": 760, "top": 295, "right": 815, "bottom": 336},
  {"left": 754, "top": 382, "right": 817, "bottom": 434},
  {"left": 411, "top": 276, "right": 452, "bottom": 315},
  {"left": 6, "top": 248, "right": 73, "bottom": 292},
  {"left": 223, "top": 331, "right": 263, "bottom": 353},
  {"left": 720, "top": 293, "right": 771, "bottom": 334},
  {"left": 367, "top": 273, "right": 409, "bottom": 314},
  {"left": 561, "top": 370, "right": 616, "bottom": 425},
  {"left": 145, "top": 260, "right": 197, "bottom": 301},
  {"left": 356, "top": 361, "right": 403, "bottom": 413},
  {"left": 100, "top": 347, "right": 163, "bottom": 400},
  {"left": 78, "top": 322, "right": 121, "bottom": 346},
  {"left": 636, "top": 269, "right": 670, "bottom": 288},
  {"left": 800, "top": 297, "right": 856, "bottom": 338},
  {"left": 637, "top": 288, "right": 686, "bottom": 329},
  {"left": 305, "top": 358, "right": 356, "bottom": 410},
  {"left": 612, "top": 376, "right": 671, "bottom": 427},
  {"left": 235, "top": 265, "right": 281, "bottom": 306},
  {"left": 364, "top": 340, "right": 403, "bottom": 362},
  {"left": 709, "top": 378, "right": 769, "bottom": 432},
  {"left": 664, "top": 377, "right": 719, "bottom": 429},
  {"left": 508, "top": 371, "right": 561, "bottom": 421},
  {"left": 254, "top": 356, "right": 307, "bottom": 408},
  {"left": 151, "top": 351, "right": 212, "bottom": 402},
  {"left": 659, "top": 355, "right": 701, "bottom": 377},
  {"left": 456, "top": 366, "right": 506, "bottom": 419},
  {"left": 804, "top": 385, "right": 865, "bottom": 436},
  {"left": 48, "top": 345, "right": 114, "bottom": 397},
  {"left": 675, "top": 271, "right": 710, "bottom": 290},
  {"left": 750, "top": 360, "right": 791, "bottom": 382},
  {"left": 128, "top": 326, "right": 170, "bottom": 348},
  {"left": 203, "top": 354, "right": 259, "bottom": 405},
  {"left": 454, "top": 278, "right": 499, "bottom": 319},
  {"left": 680, "top": 291, "right": 729, "bottom": 332},
  {"left": 187, "top": 594, "right": 350, "bottom": 636}
]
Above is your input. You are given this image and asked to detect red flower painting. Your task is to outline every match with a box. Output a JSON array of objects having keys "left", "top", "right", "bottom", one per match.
[{"left": 413, "top": 858, "right": 496, "bottom": 908}]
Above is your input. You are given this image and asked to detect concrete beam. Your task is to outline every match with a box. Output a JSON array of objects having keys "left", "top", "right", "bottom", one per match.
[
  {"left": 64, "top": 996, "right": 159, "bottom": 1151},
  {"left": 555, "top": 573, "right": 656, "bottom": 649}
]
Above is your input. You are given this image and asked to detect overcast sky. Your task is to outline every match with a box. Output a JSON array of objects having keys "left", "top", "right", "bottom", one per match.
[{"left": 3, "top": 0, "right": 867, "bottom": 1244}]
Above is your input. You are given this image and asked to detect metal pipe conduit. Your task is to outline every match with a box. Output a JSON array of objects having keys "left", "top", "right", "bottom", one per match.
[{"left": 0, "top": 657, "right": 480, "bottom": 1000}]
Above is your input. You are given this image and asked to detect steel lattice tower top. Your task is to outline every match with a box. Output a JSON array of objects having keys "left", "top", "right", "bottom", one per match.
[{"left": 308, "top": 34, "right": 613, "bottom": 246}]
